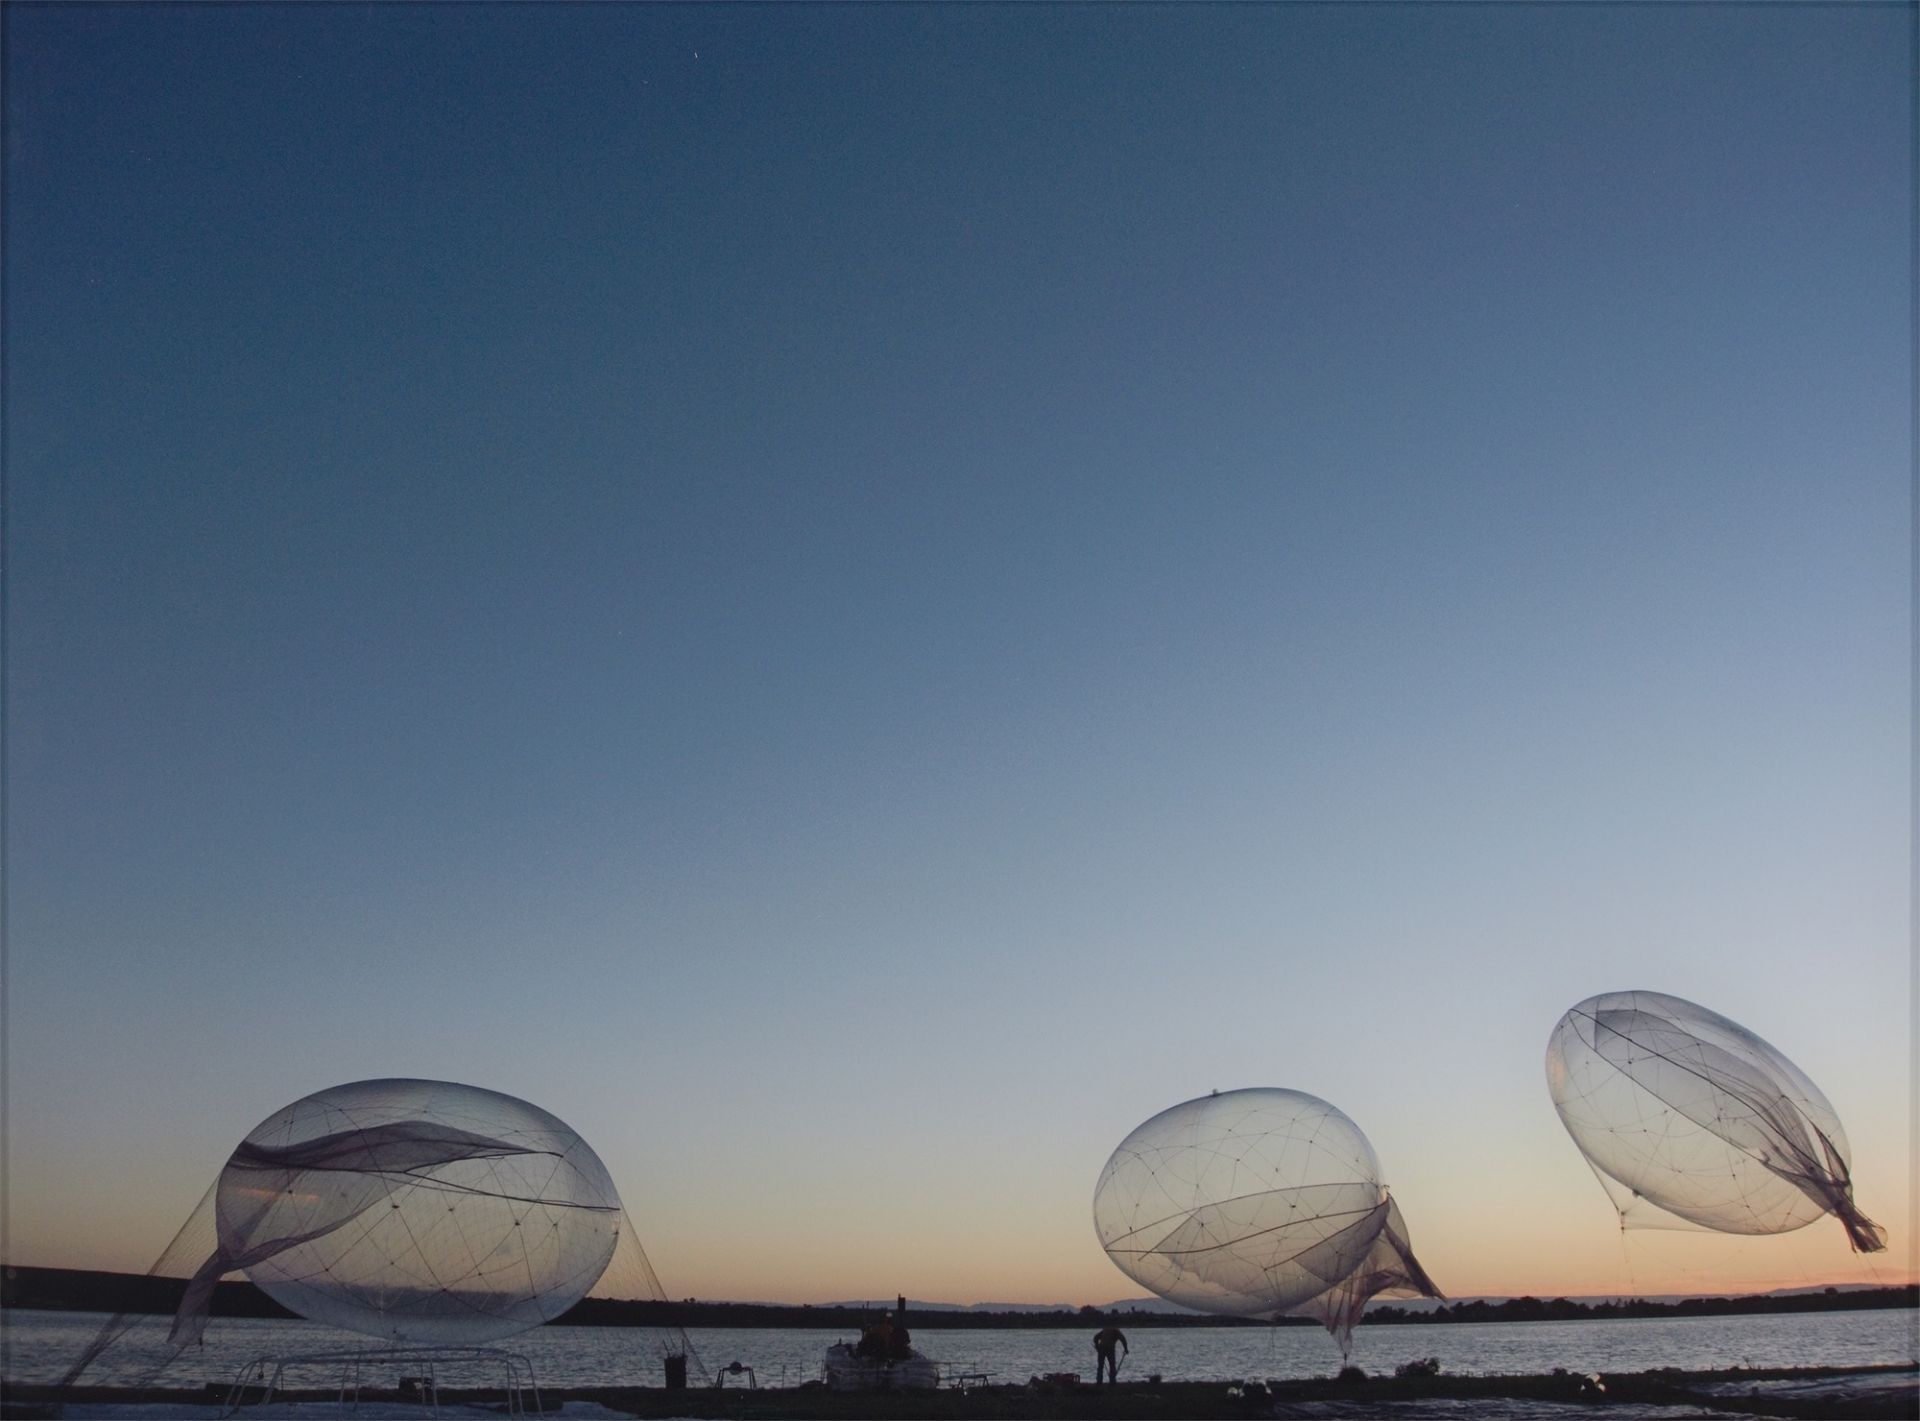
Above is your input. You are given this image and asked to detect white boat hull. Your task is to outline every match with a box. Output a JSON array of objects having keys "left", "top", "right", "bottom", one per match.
[{"left": 822, "top": 1343, "right": 940, "bottom": 1391}]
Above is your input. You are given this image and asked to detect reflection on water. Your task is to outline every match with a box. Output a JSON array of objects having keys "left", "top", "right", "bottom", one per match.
[{"left": 5, "top": 1308, "right": 1914, "bottom": 1390}]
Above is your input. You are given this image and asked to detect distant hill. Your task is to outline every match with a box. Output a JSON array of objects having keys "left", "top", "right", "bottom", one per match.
[{"left": 1100, "top": 1297, "right": 1205, "bottom": 1315}]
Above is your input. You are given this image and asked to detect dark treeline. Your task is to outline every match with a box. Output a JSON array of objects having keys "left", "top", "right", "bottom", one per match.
[
  {"left": 1367, "top": 1286, "right": 1918, "bottom": 1326},
  {"left": 563, "top": 1287, "right": 1918, "bottom": 1330},
  {"left": 2, "top": 1268, "right": 298, "bottom": 1321},
  {"left": 0, "top": 1271, "right": 1272, "bottom": 1331},
  {"left": 6, "top": 1267, "right": 1912, "bottom": 1331},
  {"left": 554, "top": 1298, "right": 1292, "bottom": 1330}
]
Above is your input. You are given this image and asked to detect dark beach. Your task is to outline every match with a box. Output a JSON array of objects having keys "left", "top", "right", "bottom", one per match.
[{"left": 7, "top": 1363, "right": 1916, "bottom": 1420}]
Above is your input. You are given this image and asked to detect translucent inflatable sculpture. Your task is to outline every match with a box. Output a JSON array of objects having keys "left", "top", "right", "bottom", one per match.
[
  {"left": 1546, "top": 991, "right": 1884, "bottom": 1252},
  {"left": 169, "top": 1078, "right": 623, "bottom": 1344},
  {"left": 1093, "top": 1088, "right": 1441, "bottom": 1355},
  {"left": 65, "top": 1078, "right": 697, "bottom": 1384}
]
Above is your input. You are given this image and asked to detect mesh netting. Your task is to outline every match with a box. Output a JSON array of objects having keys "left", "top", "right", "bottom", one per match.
[
  {"left": 1545, "top": 991, "right": 1884, "bottom": 1252},
  {"left": 63, "top": 1078, "right": 697, "bottom": 1384},
  {"left": 1092, "top": 1088, "right": 1442, "bottom": 1357},
  {"left": 1287, "top": 1195, "right": 1441, "bottom": 1356}
]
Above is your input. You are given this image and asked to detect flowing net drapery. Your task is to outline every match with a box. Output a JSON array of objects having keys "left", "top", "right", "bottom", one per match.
[
  {"left": 1092, "top": 1088, "right": 1442, "bottom": 1358},
  {"left": 1288, "top": 1196, "right": 1442, "bottom": 1357},
  {"left": 64, "top": 1078, "right": 698, "bottom": 1385},
  {"left": 1545, "top": 991, "right": 1884, "bottom": 1252}
]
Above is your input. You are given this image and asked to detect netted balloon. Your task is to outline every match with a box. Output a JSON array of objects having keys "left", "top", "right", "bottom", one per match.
[
  {"left": 1092, "top": 1088, "right": 1441, "bottom": 1354},
  {"left": 65, "top": 1078, "right": 698, "bottom": 1385},
  {"left": 1546, "top": 991, "right": 1884, "bottom": 1252},
  {"left": 179, "top": 1078, "right": 623, "bottom": 1344}
]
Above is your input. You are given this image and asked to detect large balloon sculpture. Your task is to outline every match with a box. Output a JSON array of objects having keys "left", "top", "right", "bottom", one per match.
[
  {"left": 65, "top": 1078, "right": 645, "bottom": 1384},
  {"left": 1093, "top": 1088, "right": 1440, "bottom": 1355},
  {"left": 1546, "top": 991, "right": 1883, "bottom": 1252},
  {"left": 171, "top": 1077, "right": 626, "bottom": 1345}
]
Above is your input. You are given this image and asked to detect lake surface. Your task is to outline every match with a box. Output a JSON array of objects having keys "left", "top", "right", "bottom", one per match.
[{"left": 5, "top": 1308, "right": 1915, "bottom": 1391}]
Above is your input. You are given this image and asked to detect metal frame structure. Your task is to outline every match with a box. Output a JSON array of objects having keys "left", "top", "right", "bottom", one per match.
[{"left": 223, "top": 1345, "right": 541, "bottom": 1416}]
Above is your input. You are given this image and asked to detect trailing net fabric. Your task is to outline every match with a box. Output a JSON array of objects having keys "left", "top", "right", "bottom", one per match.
[
  {"left": 584, "top": 1206, "right": 704, "bottom": 1381},
  {"left": 1288, "top": 1195, "right": 1443, "bottom": 1359},
  {"left": 1546, "top": 991, "right": 1884, "bottom": 1253},
  {"left": 60, "top": 1179, "right": 221, "bottom": 1387},
  {"left": 64, "top": 1078, "right": 696, "bottom": 1386}
]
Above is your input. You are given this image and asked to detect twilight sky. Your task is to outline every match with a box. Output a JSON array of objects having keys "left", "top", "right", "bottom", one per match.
[{"left": 4, "top": 4, "right": 1911, "bottom": 1306}]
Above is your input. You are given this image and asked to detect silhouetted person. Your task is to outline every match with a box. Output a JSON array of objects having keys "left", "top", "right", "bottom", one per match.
[
  {"left": 1093, "top": 1325, "right": 1127, "bottom": 1383},
  {"left": 852, "top": 1316, "right": 915, "bottom": 1362}
]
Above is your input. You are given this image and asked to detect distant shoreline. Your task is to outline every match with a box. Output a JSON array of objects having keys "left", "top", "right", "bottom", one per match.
[{"left": 3, "top": 1267, "right": 1913, "bottom": 1330}]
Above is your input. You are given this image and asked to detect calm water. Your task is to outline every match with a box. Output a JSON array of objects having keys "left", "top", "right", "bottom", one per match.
[{"left": 5, "top": 1308, "right": 1915, "bottom": 1390}]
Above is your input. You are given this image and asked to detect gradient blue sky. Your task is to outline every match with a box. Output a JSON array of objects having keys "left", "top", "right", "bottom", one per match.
[{"left": 5, "top": 4, "right": 1911, "bottom": 1304}]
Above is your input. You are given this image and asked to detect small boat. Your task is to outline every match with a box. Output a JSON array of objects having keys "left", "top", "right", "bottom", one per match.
[
  {"left": 822, "top": 1341, "right": 941, "bottom": 1391},
  {"left": 822, "top": 1296, "right": 940, "bottom": 1391}
]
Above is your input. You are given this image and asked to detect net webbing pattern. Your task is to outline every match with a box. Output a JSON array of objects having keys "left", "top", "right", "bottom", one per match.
[
  {"left": 1093, "top": 1088, "right": 1443, "bottom": 1359},
  {"left": 1546, "top": 991, "right": 1884, "bottom": 1253}
]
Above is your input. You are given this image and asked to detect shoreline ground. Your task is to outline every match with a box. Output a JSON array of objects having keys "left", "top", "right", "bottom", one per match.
[{"left": 5, "top": 1363, "right": 1915, "bottom": 1420}]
